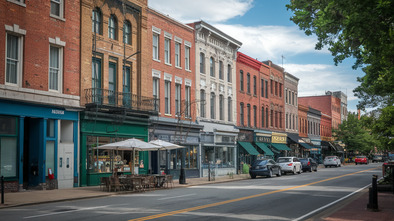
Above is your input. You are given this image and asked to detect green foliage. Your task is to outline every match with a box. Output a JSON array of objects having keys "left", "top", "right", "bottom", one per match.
[
  {"left": 333, "top": 112, "right": 377, "bottom": 154},
  {"left": 286, "top": 0, "right": 394, "bottom": 110},
  {"left": 371, "top": 106, "right": 394, "bottom": 151}
]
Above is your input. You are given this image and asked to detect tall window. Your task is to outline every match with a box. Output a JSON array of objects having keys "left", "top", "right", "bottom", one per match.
[
  {"left": 165, "top": 81, "right": 171, "bottom": 114},
  {"left": 240, "top": 70, "right": 244, "bottom": 91},
  {"left": 270, "top": 110, "right": 273, "bottom": 127},
  {"left": 209, "top": 57, "right": 215, "bottom": 77},
  {"left": 92, "top": 57, "right": 102, "bottom": 103},
  {"left": 285, "top": 89, "right": 288, "bottom": 103},
  {"left": 261, "top": 107, "right": 265, "bottom": 128},
  {"left": 247, "top": 104, "right": 251, "bottom": 127},
  {"left": 0, "top": 117, "right": 18, "bottom": 178},
  {"left": 185, "top": 46, "right": 190, "bottom": 70},
  {"left": 108, "top": 62, "right": 116, "bottom": 104},
  {"left": 152, "top": 33, "right": 159, "bottom": 60},
  {"left": 279, "top": 111, "right": 283, "bottom": 128},
  {"left": 270, "top": 79, "right": 273, "bottom": 94},
  {"left": 266, "top": 108, "right": 269, "bottom": 127},
  {"left": 247, "top": 73, "right": 250, "bottom": 93},
  {"left": 292, "top": 92, "right": 295, "bottom": 105},
  {"left": 261, "top": 79, "right": 264, "bottom": 97},
  {"left": 253, "top": 76, "right": 256, "bottom": 95},
  {"left": 265, "top": 80, "right": 268, "bottom": 98},
  {"left": 6, "top": 34, "right": 22, "bottom": 85},
  {"left": 240, "top": 103, "right": 244, "bottom": 126},
  {"left": 152, "top": 78, "right": 159, "bottom": 111},
  {"left": 108, "top": 15, "right": 117, "bottom": 40},
  {"left": 275, "top": 81, "right": 278, "bottom": 96},
  {"left": 49, "top": 46, "right": 62, "bottom": 91},
  {"left": 286, "top": 113, "right": 288, "bottom": 129},
  {"left": 219, "top": 61, "right": 223, "bottom": 80},
  {"left": 185, "top": 86, "right": 191, "bottom": 118},
  {"left": 175, "top": 42, "right": 181, "bottom": 67},
  {"left": 50, "top": 0, "right": 63, "bottom": 18},
  {"left": 92, "top": 8, "right": 102, "bottom": 34},
  {"left": 175, "top": 84, "right": 181, "bottom": 115},
  {"left": 200, "top": 90, "right": 205, "bottom": 117},
  {"left": 279, "top": 83, "right": 282, "bottom": 97},
  {"left": 227, "top": 64, "right": 232, "bottom": 82},
  {"left": 219, "top": 95, "right": 224, "bottom": 120},
  {"left": 123, "top": 21, "right": 131, "bottom": 44},
  {"left": 253, "top": 105, "right": 257, "bottom": 127},
  {"left": 228, "top": 97, "right": 232, "bottom": 122},
  {"left": 164, "top": 38, "right": 171, "bottom": 64},
  {"left": 210, "top": 92, "right": 215, "bottom": 119},
  {"left": 200, "top": 53, "right": 205, "bottom": 74}
]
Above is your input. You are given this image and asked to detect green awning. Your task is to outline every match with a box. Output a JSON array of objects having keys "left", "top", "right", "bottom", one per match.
[
  {"left": 300, "top": 143, "right": 314, "bottom": 149},
  {"left": 255, "top": 142, "right": 274, "bottom": 156},
  {"left": 271, "top": 143, "right": 291, "bottom": 151},
  {"left": 238, "top": 142, "right": 259, "bottom": 155}
]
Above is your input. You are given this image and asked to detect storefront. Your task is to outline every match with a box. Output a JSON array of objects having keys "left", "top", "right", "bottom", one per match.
[
  {"left": 237, "top": 129, "right": 258, "bottom": 172},
  {"left": 200, "top": 122, "right": 238, "bottom": 177},
  {"left": 271, "top": 132, "right": 291, "bottom": 159},
  {"left": 286, "top": 133, "right": 302, "bottom": 157},
  {"left": 310, "top": 139, "right": 322, "bottom": 162},
  {"left": 80, "top": 111, "right": 150, "bottom": 186},
  {"left": 150, "top": 118, "right": 202, "bottom": 179},
  {"left": 0, "top": 100, "right": 79, "bottom": 191},
  {"left": 254, "top": 130, "right": 274, "bottom": 159}
]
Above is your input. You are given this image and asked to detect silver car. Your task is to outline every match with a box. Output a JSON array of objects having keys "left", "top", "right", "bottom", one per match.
[
  {"left": 276, "top": 157, "right": 302, "bottom": 174},
  {"left": 324, "top": 156, "right": 341, "bottom": 167}
]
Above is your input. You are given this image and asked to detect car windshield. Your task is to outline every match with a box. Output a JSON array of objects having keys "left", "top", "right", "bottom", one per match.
[
  {"left": 277, "top": 158, "right": 291, "bottom": 163},
  {"left": 357, "top": 156, "right": 366, "bottom": 158},
  {"left": 326, "top": 157, "right": 336, "bottom": 160},
  {"left": 299, "top": 158, "right": 308, "bottom": 162},
  {"left": 252, "top": 160, "right": 268, "bottom": 166}
]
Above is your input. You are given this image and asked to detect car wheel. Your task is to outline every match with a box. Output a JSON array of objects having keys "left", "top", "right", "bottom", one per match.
[
  {"left": 298, "top": 167, "right": 302, "bottom": 174},
  {"left": 325, "top": 165, "right": 328, "bottom": 168},
  {"left": 314, "top": 166, "right": 318, "bottom": 172},
  {"left": 251, "top": 174, "right": 256, "bottom": 179},
  {"left": 276, "top": 169, "right": 281, "bottom": 177},
  {"left": 293, "top": 167, "right": 297, "bottom": 175},
  {"left": 309, "top": 166, "right": 313, "bottom": 172},
  {"left": 268, "top": 169, "right": 273, "bottom": 178}
]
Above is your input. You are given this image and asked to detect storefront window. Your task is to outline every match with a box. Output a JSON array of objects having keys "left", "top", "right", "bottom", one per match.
[
  {"left": 46, "top": 141, "right": 55, "bottom": 176},
  {"left": 86, "top": 136, "right": 137, "bottom": 173},
  {"left": 47, "top": 119, "right": 55, "bottom": 137},
  {"left": 169, "top": 147, "right": 197, "bottom": 170},
  {"left": 0, "top": 116, "right": 17, "bottom": 178},
  {"left": 202, "top": 146, "right": 235, "bottom": 168}
]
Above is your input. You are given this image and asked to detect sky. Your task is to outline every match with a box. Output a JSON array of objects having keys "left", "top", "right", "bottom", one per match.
[{"left": 148, "top": 0, "right": 365, "bottom": 113}]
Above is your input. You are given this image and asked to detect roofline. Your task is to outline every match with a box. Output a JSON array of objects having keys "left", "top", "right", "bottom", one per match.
[
  {"left": 147, "top": 7, "right": 194, "bottom": 31},
  {"left": 192, "top": 20, "right": 242, "bottom": 47}
]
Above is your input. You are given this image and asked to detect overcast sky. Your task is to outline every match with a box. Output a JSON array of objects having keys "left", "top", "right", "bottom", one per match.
[{"left": 149, "top": 0, "right": 364, "bottom": 113}]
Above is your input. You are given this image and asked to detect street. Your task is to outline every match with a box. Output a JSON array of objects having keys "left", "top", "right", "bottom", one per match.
[{"left": 0, "top": 164, "right": 381, "bottom": 221}]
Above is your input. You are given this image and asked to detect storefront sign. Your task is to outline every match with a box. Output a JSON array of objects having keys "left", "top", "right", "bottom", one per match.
[
  {"left": 311, "top": 140, "right": 321, "bottom": 146},
  {"left": 271, "top": 132, "right": 287, "bottom": 144},
  {"left": 255, "top": 136, "right": 271, "bottom": 143},
  {"left": 302, "top": 137, "right": 311, "bottom": 143},
  {"left": 51, "top": 109, "right": 65, "bottom": 115}
]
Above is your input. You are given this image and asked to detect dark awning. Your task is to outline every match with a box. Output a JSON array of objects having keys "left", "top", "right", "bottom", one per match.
[
  {"left": 271, "top": 143, "right": 291, "bottom": 151},
  {"left": 238, "top": 142, "right": 259, "bottom": 155},
  {"left": 255, "top": 142, "right": 274, "bottom": 156},
  {"left": 300, "top": 143, "right": 314, "bottom": 149},
  {"left": 287, "top": 133, "right": 301, "bottom": 143}
]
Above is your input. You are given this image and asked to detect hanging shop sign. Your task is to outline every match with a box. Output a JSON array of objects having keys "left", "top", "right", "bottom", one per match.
[{"left": 271, "top": 132, "right": 287, "bottom": 144}]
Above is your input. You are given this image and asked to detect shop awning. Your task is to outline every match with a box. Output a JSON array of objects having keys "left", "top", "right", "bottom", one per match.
[
  {"left": 287, "top": 133, "right": 301, "bottom": 143},
  {"left": 300, "top": 143, "right": 314, "bottom": 149},
  {"left": 238, "top": 142, "right": 259, "bottom": 155},
  {"left": 271, "top": 143, "right": 291, "bottom": 151},
  {"left": 255, "top": 142, "right": 274, "bottom": 156}
]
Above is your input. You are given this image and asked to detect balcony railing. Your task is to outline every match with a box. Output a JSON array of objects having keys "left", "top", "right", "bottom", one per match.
[{"left": 85, "top": 88, "right": 159, "bottom": 112}]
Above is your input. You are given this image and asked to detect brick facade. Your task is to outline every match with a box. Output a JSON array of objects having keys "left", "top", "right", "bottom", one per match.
[
  {"left": 284, "top": 72, "right": 299, "bottom": 133},
  {"left": 147, "top": 8, "right": 196, "bottom": 121},
  {"left": 298, "top": 104, "right": 308, "bottom": 138}
]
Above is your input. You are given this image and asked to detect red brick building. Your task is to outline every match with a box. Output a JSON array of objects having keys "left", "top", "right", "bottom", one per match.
[
  {"left": 236, "top": 52, "right": 262, "bottom": 129},
  {"left": 260, "top": 63, "right": 271, "bottom": 129},
  {"left": 0, "top": 0, "right": 80, "bottom": 191}
]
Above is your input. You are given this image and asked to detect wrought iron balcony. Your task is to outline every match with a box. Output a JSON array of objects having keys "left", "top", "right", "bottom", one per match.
[{"left": 85, "top": 88, "right": 159, "bottom": 113}]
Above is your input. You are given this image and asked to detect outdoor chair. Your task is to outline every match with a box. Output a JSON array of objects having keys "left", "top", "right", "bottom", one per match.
[
  {"left": 109, "top": 177, "right": 121, "bottom": 192},
  {"left": 165, "top": 175, "right": 174, "bottom": 188}
]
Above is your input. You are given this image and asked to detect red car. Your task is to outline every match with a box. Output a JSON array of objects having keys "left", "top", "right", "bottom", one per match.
[{"left": 355, "top": 156, "right": 368, "bottom": 165}]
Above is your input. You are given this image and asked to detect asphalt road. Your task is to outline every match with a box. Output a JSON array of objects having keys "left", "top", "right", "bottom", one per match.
[{"left": 0, "top": 163, "right": 382, "bottom": 221}]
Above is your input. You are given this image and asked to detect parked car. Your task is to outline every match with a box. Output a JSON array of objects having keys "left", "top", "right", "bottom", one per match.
[
  {"left": 355, "top": 156, "right": 368, "bottom": 165},
  {"left": 249, "top": 159, "right": 282, "bottom": 179},
  {"left": 323, "top": 156, "right": 341, "bottom": 168},
  {"left": 372, "top": 155, "right": 383, "bottom": 163},
  {"left": 276, "top": 157, "right": 302, "bottom": 174},
  {"left": 299, "top": 158, "right": 318, "bottom": 172}
]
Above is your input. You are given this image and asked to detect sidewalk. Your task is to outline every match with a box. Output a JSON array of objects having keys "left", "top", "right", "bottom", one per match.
[{"left": 0, "top": 174, "right": 250, "bottom": 208}]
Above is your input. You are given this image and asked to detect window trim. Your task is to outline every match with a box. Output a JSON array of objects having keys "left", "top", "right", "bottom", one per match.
[
  {"left": 7, "top": 0, "right": 26, "bottom": 7},
  {"left": 175, "top": 42, "right": 181, "bottom": 68},
  {"left": 123, "top": 20, "right": 132, "bottom": 45},
  {"left": 152, "top": 33, "right": 160, "bottom": 61},
  {"left": 185, "top": 45, "right": 190, "bottom": 71},
  {"left": 48, "top": 45, "right": 63, "bottom": 92},
  {"left": 50, "top": 0, "right": 65, "bottom": 21},
  {"left": 108, "top": 15, "right": 117, "bottom": 40},
  {"left": 164, "top": 37, "right": 171, "bottom": 65},
  {"left": 5, "top": 32, "right": 24, "bottom": 87}
]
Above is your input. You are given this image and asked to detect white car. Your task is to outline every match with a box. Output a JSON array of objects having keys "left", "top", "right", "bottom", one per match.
[
  {"left": 324, "top": 156, "right": 341, "bottom": 168},
  {"left": 276, "top": 157, "right": 302, "bottom": 174}
]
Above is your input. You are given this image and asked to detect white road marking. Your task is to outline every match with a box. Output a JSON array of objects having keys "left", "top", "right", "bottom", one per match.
[
  {"left": 23, "top": 206, "right": 108, "bottom": 219},
  {"left": 293, "top": 184, "right": 370, "bottom": 221},
  {"left": 157, "top": 193, "right": 196, "bottom": 201}
]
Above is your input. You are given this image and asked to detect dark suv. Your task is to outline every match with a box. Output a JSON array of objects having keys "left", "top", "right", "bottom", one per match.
[{"left": 299, "top": 158, "right": 318, "bottom": 172}]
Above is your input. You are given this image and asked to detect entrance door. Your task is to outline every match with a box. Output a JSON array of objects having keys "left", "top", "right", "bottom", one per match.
[{"left": 57, "top": 143, "right": 73, "bottom": 188}]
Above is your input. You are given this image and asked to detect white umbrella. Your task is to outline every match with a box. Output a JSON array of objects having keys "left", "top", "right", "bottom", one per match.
[
  {"left": 149, "top": 139, "right": 184, "bottom": 150},
  {"left": 96, "top": 138, "right": 162, "bottom": 151}
]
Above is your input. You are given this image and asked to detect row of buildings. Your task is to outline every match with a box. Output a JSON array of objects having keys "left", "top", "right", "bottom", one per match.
[{"left": 0, "top": 0, "right": 347, "bottom": 191}]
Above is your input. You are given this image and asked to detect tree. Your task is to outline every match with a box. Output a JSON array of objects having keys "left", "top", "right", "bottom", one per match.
[
  {"left": 286, "top": 0, "right": 394, "bottom": 110},
  {"left": 371, "top": 106, "right": 394, "bottom": 152},
  {"left": 333, "top": 113, "right": 376, "bottom": 154}
]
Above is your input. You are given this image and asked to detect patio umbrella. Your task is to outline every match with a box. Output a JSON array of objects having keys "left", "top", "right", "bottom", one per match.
[
  {"left": 149, "top": 139, "right": 185, "bottom": 150},
  {"left": 96, "top": 138, "right": 162, "bottom": 174}
]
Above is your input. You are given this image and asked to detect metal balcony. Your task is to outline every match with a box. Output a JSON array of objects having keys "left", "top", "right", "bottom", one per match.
[{"left": 84, "top": 88, "right": 159, "bottom": 113}]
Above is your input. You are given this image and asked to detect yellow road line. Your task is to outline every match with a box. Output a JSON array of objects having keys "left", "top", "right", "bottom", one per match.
[{"left": 129, "top": 167, "right": 378, "bottom": 221}]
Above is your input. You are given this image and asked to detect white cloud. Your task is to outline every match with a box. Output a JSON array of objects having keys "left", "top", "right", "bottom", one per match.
[
  {"left": 149, "top": 0, "right": 253, "bottom": 23},
  {"left": 284, "top": 63, "right": 358, "bottom": 100}
]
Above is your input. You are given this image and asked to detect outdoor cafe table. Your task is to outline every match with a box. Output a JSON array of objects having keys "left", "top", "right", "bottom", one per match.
[
  {"left": 118, "top": 176, "right": 143, "bottom": 192},
  {"left": 152, "top": 174, "right": 167, "bottom": 188}
]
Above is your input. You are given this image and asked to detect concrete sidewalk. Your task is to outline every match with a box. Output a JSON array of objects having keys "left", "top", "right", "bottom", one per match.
[{"left": 0, "top": 174, "right": 250, "bottom": 208}]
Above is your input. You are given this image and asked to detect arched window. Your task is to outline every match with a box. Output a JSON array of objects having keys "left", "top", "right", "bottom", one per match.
[
  {"left": 219, "top": 95, "right": 224, "bottom": 120},
  {"left": 227, "top": 64, "right": 232, "bottom": 82},
  {"left": 210, "top": 92, "right": 215, "bottom": 119},
  {"left": 210, "top": 57, "right": 215, "bottom": 77},
  {"left": 92, "top": 8, "right": 102, "bottom": 34},
  {"left": 200, "top": 53, "right": 205, "bottom": 74},
  {"left": 123, "top": 20, "right": 131, "bottom": 44},
  {"left": 219, "top": 61, "right": 224, "bottom": 80},
  {"left": 108, "top": 15, "right": 117, "bottom": 40}
]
